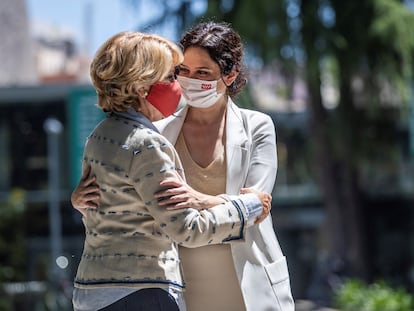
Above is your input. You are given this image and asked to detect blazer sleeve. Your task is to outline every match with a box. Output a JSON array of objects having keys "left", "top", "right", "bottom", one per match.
[
  {"left": 243, "top": 111, "right": 278, "bottom": 193},
  {"left": 129, "top": 134, "right": 258, "bottom": 248}
]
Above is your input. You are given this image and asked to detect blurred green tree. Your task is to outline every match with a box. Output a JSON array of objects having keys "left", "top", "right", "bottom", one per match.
[
  {"left": 299, "top": 0, "right": 414, "bottom": 281},
  {"left": 0, "top": 189, "right": 26, "bottom": 282}
]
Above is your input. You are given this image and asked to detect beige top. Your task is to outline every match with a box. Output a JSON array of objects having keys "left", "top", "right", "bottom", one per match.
[{"left": 176, "top": 132, "right": 246, "bottom": 311}]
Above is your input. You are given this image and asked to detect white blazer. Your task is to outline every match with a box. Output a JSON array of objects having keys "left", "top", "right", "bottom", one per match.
[{"left": 155, "top": 100, "right": 295, "bottom": 311}]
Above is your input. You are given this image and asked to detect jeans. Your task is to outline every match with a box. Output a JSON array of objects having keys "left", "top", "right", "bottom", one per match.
[{"left": 98, "top": 288, "right": 180, "bottom": 311}]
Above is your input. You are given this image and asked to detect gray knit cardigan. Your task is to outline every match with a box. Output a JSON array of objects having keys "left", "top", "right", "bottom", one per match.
[{"left": 74, "top": 111, "right": 254, "bottom": 291}]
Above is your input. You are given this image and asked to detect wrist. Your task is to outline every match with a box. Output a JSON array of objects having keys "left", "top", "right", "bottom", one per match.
[{"left": 217, "top": 194, "right": 230, "bottom": 202}]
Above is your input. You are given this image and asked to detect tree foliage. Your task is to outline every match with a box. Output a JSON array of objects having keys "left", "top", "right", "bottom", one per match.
[{"left": 0, "top": 189, "right": 26, "bottom": 282}]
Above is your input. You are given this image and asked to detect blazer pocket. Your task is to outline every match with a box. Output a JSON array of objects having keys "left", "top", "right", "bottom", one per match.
[
  {"left": 264, "top": 256, "right": 289, "bottom": 284},
  {"left": 264, "top": 256, "right": 295, "bottom": 311}
]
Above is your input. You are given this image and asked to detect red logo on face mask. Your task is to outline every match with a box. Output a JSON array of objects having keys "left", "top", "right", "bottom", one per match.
[{"left": 201, "top": 83, "right": 212, "bottom": 90}]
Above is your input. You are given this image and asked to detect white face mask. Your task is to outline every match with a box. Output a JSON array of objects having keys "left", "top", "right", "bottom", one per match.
[{"left": 177, "top": 76, "right": 223, "bottom": 108}]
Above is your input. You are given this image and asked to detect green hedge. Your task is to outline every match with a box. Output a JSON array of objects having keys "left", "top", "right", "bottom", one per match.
[{"left": 334, "top": 279, "right": 413, "bottom": 311}]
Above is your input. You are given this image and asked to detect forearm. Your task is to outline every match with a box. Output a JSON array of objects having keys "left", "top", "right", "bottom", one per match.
[{"left": 134, "top": 148, "right": 249, "bottom": 248}]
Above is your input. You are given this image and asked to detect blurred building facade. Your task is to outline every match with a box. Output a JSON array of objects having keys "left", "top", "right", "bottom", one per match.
[
  {"left": 0, "top": 0, "right": 90, "bottom": 87},
  {"left": 0, "top": 0, "right": 37, "bottom": 85}
]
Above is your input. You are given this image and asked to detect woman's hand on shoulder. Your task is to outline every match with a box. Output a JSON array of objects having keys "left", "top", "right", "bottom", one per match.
[{"left": 71, "top": 165, "right": 100, "bottom": 217}]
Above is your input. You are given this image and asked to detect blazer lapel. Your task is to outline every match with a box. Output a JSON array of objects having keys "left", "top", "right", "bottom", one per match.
[
  {"left": 225, "top": 101, "right": 250, "bottom": 194},
  {"left": 155, "top": 106, "right": 188, "bottom": 145}
]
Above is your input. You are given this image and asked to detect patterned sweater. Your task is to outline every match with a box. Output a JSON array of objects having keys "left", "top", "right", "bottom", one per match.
[{"left": 74, "top": 110, "right": 257, "bottom": 291}]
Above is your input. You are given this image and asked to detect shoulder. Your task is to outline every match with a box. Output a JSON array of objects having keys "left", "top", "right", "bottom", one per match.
[
  {"left": 228, "top": 104, "right": 276, "bottom": 143},
  {"left": 128, "top": 127, "right": 174, "bottom": 151},
  {"left": 233, "top": 107, "right": 275, "bottom": 135},
  {"left": 228, "top": 100, "right": 273, "bottom": 124},
  {"left": 154, "top": 106, "right": 187, "bottom": 128},
  {"left": 154, "top": 115, "right": 174, "bottom": 130},
  {"left": 239, "top": 108, "right": 273, "bottom": 124}
]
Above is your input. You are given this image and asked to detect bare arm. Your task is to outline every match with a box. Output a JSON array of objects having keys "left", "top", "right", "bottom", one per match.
[{"left": 72, "top": 162, "right": 271, "bottom": 224}]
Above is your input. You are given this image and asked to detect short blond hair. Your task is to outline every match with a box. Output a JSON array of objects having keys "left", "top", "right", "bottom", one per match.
[{"left": 90, "top": 31, "right": 183, "bottom": 112}]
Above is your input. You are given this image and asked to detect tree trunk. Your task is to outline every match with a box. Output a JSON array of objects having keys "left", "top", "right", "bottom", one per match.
[
  {"left": 335, "top": 59, "right": 369, "bottom": 279},
  {"left": 300, "top": 2, "right": 369, "bottom": 302}
]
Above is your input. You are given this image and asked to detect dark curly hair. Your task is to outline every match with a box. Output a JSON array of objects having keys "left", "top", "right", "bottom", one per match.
[{"left": 179, "top": 21, "right": 248, "bottom": 98}]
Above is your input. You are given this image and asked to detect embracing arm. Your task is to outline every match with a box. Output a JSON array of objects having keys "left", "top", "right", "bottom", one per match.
[
  {"left": 131, "top": 136, "right": 265, "bottom": 247},
  {"left": 155, "top": 175, "right": 271, "bottom": 225},
  {"left": 71, "top": 165, "right": 100, "bottom": 217},
  {"left": 71, "top": 162, "right": 271, "bottom": 226},
  {"left": 69, "top": 113, "right": 275, "bottom": 224}
]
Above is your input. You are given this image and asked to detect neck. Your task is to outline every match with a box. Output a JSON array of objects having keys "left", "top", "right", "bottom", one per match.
[{"left": 186, "top": 97, "right": 228, "bottom": 125}]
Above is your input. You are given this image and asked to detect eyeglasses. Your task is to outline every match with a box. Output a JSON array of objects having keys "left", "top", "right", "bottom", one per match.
[{"left": 163, "top": 67, "right": 180, "bottom": 83}]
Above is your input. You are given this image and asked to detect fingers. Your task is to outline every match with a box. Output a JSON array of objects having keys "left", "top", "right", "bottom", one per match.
[
  {"left": 158, "top": 193, "right": 188, "bottom": 207},
  {"left": 155, "top": 178, "right": 185, "bottom": 200},
  {"left": 254, "top": 209, "right": 269, "bottom": 224},
  {"left": 159, "top": 177, "right": 183, "bottom": 188},
  {"left": 74, "top": 200, "right": 99, "bottom": 209},
  {"left": 165, "top": 202, "right": 191, "bottom": 210},
  {"left": 83, "top": 201, "right": 99, "bottom": 209},
  {"left": 81, "top": 184, "right": 100, "bottom": 195},
  {"left": 154, "top": 187, "right": 185, "bottom": 200},
  {"left": 72, "top": 196, "right": 100, "bottom": 210},
  {"left": 254, "top": 191, "right": 272, "bottom": 224},
  {"left": 71, "top": 184, "right": 100, "bottom": 210},
  {"left": 83, "top": 175, "right": 98, "bottom": 187},
  {"left": 83, "top": 192, "right": 101, "bottom": 202},
  {"left": 155, "top": 177, "right": 188, "bottom": 209},
  {"left": 72, "top": 167, "right": 101, "bottom": 213},
  {"left": 81, "top": 165, "right": 92, "bottom": 181}
]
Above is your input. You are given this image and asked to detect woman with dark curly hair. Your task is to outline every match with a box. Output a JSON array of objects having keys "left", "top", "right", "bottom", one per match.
[{"left": 157, "top": 21, "right": 294, "bottom": 311}]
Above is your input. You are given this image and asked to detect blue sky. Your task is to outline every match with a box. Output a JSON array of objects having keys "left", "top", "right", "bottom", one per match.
[{"left": 26, "top": 0, "right": 183, "bottom": 56}]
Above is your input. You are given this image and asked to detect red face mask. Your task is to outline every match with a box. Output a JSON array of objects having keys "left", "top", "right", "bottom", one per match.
[{"left": 146, "top": 80, "right": 182, "bottom": 117}]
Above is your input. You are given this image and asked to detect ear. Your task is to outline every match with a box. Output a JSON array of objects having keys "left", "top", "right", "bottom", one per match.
[
  {"left": 223, "top": 70, "right": 239, "bottom": 86},
  {"left": 137, "top": 87, "right": 149, "bottom": 99}
]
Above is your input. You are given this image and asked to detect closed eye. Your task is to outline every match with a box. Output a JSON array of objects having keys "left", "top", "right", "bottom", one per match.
[
  {"left": 178, "top": 67, "right": 190, "bottom": 75},
  {"left": 165, "top": 74, "right": 175, "bottom": 82},
  {"left": 197, "top": 70, "right": 211, "bottom": 77},
  {"left": 177, "top": 66, "right": 216, "bottom": 80}
]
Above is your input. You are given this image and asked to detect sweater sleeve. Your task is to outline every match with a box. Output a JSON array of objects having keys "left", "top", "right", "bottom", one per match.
[{"left": 129, "top": 134, "right": 259, "bottom": 247}]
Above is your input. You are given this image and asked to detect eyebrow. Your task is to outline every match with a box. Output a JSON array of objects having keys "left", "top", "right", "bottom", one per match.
[{"left": 180, "top": 64, "right": 213, "bottom": 71}]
